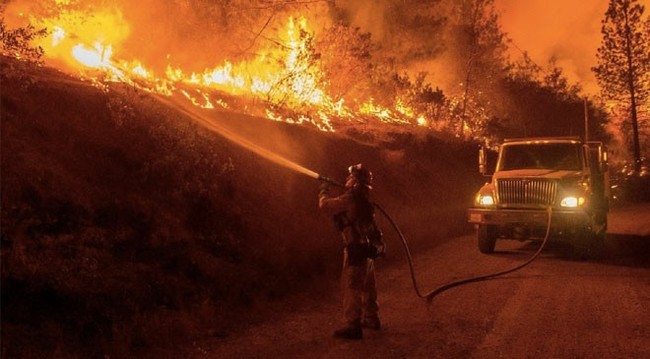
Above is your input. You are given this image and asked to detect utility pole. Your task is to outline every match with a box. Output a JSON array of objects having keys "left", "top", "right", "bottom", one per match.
[
  {"left": 584, "top": 97, "right": 589, "bottom": 142},
  {"left": 623, "top": 6, "right": 642, "bottom": 174}
]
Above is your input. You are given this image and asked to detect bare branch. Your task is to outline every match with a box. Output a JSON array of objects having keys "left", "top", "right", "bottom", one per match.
[{"left": 236, "top": 12, "right": 277, "bottom": 56}]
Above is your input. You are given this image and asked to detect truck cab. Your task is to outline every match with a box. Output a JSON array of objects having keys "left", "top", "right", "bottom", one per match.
[{"left": 468, "top": 137, "right": 609, "bottom": 258}]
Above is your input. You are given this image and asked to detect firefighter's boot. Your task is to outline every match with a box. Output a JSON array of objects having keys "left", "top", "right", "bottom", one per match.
[
  {"left": 361, "top": 317, "right": 381, "bottom": 330},
  {"left": 333, "top": 322, "right": 362, "bottom": 340}
]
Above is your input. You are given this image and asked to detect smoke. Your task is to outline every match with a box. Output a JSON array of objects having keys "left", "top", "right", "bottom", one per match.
[
  {"left": 334, "top": 0, "right": 460, "bottom": 92},
  {"left": 337, "top": 0, "right": 650, "bottom": 96},
  {"left": 2, "top": 0, "right": 331, "bottom": 73},
  {"left": 6, "top": 0, "right": 648, "bottom": 97},
  {"left": 495, "top": 0, "right": 650, "bottom": 95},
  {"left": 337, "top": 0, "right": 390, "bottom": 41},
  {"left": 102, "top": 0, "right": 246, "bottom": 71}
]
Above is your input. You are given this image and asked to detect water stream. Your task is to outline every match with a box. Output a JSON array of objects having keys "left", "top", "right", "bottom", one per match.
[{"left": 154, "top": 94, "right": 322, "bottom": 180}]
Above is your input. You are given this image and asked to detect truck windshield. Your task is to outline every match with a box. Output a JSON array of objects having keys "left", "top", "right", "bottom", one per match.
[{"left": 498, "top": 143, "right": 582, "bottom": 171}]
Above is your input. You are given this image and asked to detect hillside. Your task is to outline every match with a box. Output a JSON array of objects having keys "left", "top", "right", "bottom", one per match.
[{"left": 0, "top": 56, "right": 483, "bottom": 357}]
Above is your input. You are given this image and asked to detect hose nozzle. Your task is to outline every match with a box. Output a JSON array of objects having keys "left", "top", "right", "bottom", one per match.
[{"left": 317, "top": 174, "right": 344, "bottom": 188}]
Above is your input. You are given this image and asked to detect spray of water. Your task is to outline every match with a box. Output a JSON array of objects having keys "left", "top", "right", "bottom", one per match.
[{"left": 154, "top": 94, "right": 322, "bottom": 180}]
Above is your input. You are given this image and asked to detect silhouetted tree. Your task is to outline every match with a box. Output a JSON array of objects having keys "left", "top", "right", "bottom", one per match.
[
  {"left": 593, "top": 0, "right": 649, "bottom": 174},
  {"left": 496, "top": 58, "right": 610, "bottom": 143}
]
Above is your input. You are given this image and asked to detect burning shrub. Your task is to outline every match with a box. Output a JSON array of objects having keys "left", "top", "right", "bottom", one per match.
[
  {"left": 0, "top": 17, "right": 46, "bottom": 62},
  {"left": 610, "top": 160, "right": 650, "bottom": 203}
]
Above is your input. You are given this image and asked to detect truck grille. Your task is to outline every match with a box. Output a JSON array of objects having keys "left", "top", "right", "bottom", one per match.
[{"left": 496, "top": 178, "right": 557, "bottom": 207}]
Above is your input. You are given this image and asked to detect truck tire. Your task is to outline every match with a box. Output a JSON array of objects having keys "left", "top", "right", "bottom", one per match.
[
  {"left": 595, "top": 210, "right": 608, "bottom": 233},
  {"left": 572, "top": 229, "right": 591, "bottom": 259},
  {"left": 586, "top": 211, "right": 607, "bottom": 259},
  {"left": 573, "top": 228, "right": 605, "bottom": 260},
  {"left": 590, "top": 230, "right": 606, "bottom": 259},
  {"left": 478, "top": 224, "right": 497, "bottom": 253}
]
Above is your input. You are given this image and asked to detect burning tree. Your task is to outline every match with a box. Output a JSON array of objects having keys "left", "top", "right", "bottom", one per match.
[
  {"left": 0, "top": 16, "right": 46, "bottom": 62},
  {"left": 593, "top": 0, "right": 650, "bottom": 174},
  {"left": 1, "top": 0, "right": 609, "bottom": 144},
  {"left": 1, "top": 0, "right": 457, "bottom": 134}
]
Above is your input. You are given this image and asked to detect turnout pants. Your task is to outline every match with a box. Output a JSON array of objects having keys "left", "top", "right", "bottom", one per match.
[{"left": 341, "top": 248, "right": 379, "bottom": 326}]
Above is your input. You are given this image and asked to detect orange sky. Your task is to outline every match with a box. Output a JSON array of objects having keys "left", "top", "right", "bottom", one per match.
[{"left": 495, "top": 0, "right": 649, "bottom": 95}]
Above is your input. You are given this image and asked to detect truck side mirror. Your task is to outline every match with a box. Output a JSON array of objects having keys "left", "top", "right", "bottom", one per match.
[
  {"left": 479, "top": 146, "right": 487, "bottom": 175},
  {"left": 587, "top": 141, "right": 609, "bottom": 173}
]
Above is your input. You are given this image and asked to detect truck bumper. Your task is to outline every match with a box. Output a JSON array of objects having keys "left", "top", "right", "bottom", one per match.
[{"left": 467, "top": 207, "right": 590, "bottom": 229}]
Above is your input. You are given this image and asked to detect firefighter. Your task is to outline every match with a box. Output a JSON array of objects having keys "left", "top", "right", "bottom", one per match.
[{"left": 318, "top": 163, "right": 381, "bottom": 340}]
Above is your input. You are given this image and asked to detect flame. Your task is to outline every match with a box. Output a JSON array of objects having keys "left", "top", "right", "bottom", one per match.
[
  {"left": 3, "top": 2, "right": 436, "bottom": 133},
  {"left": 72, "top": 42, "right": 112, "bottom": 69}
]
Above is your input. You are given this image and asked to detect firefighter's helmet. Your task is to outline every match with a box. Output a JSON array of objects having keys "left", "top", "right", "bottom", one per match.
[{"left": 348, "top": 163, "right": 373, "bottom": 187}]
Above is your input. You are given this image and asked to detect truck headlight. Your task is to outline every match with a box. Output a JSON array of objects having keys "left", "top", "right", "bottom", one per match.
[
  {"left": 560, "top": 196, "right": 585, "bottom": 207},
  {"left": 478, "top": 194, "right": 495, "bottom": 206}
]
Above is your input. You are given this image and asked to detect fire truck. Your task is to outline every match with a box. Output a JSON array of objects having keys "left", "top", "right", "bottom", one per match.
[{"left": 467, "top": 137, "right": 609, "bottom": 258}]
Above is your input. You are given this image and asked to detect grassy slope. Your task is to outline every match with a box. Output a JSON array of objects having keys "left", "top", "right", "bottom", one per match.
[{"left": 0, "top": 56, "right": 483, "bottom": 357}]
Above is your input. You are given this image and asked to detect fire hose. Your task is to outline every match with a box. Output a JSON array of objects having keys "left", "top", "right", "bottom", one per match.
[
  {"left": 375, "top": 204, "right": 553, "bottom": 301},
  {"left": 151, "top": 95, "right": 554, "bottom": 295},
  {"left": 153, "top": 93, "right": 553, "bottom": 300},
  {"left": 318, "top": 175, "right": 553, "bottom": 301}
]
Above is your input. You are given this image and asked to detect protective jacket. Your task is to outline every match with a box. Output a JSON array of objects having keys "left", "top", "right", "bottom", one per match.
[{"left": 319, "top": 185, "right": 374, "bottom": 264}]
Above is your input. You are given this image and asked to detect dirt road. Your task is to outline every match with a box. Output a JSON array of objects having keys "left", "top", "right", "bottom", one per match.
[{"left": 195, "top": 203, "right": 650, "bottom": 358}]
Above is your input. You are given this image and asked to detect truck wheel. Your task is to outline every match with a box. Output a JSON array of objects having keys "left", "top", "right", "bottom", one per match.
[
  {"left": 589, "top": 230, "right": 606, "bottom": 259},
  {"left": 572, "top": 229, "right": 591, "bottom": 259},
  {"left": 587, "top": 212, "right": 607, "bottom": 259},
  {"left": 478, "top": 224, "right": 497, "bottom": 253},
  {"left": 573, "top": 228, "right": 604, "bottom": 260},
  {"left": 595, "top": 210, "right": 608, "bottom": 233}
]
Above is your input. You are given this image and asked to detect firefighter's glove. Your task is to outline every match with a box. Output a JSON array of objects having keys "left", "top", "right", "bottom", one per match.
[{"left": 318, "top": 182, "right": 331, "bottom": 196}]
